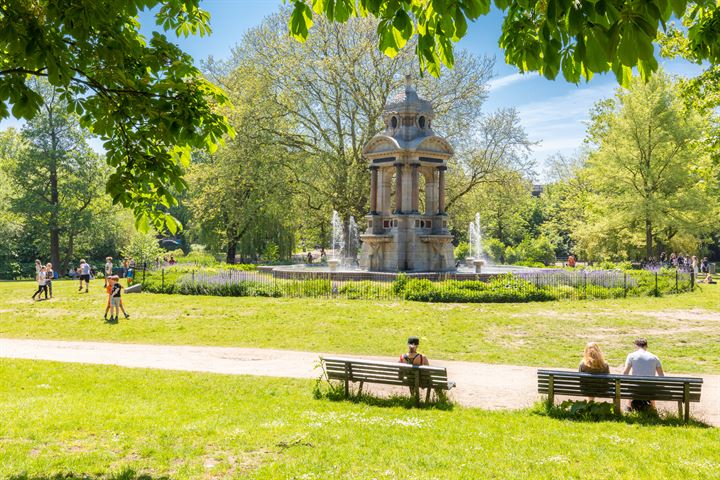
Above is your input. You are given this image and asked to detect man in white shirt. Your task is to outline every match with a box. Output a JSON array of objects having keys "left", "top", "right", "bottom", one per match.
[
  {"left": 78, "top": 259, "right": 91, "bottom": 293},
  {"left": 623, "top": 338, "right": 664, "bottom": 410}
]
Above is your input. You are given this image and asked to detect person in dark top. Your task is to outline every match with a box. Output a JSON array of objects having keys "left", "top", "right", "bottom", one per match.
[
  {"left": 108, "top": 277, "right": 130, "bottom": 322},
  {"left": 400, "top": 336, "right": 429, "bottom": 366},
  {"left": 700, "top": 257, "right": 709, "bottom": 274}
]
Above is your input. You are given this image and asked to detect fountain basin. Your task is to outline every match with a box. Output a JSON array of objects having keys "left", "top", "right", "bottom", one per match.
[
  {"left": 473, "top": 259, "right": 484, "bottom": 274},
  {"left": 262, "top": 263, "right": 540, "bottom": 281}
]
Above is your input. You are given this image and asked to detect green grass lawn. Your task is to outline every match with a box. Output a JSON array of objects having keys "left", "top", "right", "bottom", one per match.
[
  {"left": 2, "top": 279, "right": 720, "bottom": 373},
  {"left": 1, "top": 359, "right": 718, "bottom": 480}
]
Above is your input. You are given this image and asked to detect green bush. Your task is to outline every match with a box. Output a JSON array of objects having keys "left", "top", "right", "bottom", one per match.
[
  {"left": 483, "top": 238, "right": 506, "bottom": 263},
  {"left": 339, "top": 282, "right": 390, "bottom": 299},
  {"left": 454, "top": 242, "right": 470, "bottom": 260},
  {"left": 182, "top": 251, "right": 218, "bottom": 266},
  {"left": 392, "top": 275, "right": 558, "bottom": 303},
  {"left": 516, "top": 236, "right": 556, "bottom": 266}
]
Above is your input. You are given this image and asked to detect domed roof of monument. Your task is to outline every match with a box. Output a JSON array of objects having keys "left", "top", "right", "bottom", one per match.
[{"left": 384, "top": 75, "right": 433, "bottom": 115}]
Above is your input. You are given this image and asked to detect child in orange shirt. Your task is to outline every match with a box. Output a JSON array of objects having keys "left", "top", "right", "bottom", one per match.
[{"left": 104, "top": 276, "right": 130, "bottom": 322}]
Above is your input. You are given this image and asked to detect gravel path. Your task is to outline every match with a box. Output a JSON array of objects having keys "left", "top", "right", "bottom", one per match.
[{"left": 1, "top": 338, "right": 718, "bottom": 425}]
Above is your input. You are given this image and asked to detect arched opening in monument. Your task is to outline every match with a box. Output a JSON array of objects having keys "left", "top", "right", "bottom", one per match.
[
  {"left": 388, "top": 170, "right": 397, "bottom": 216},
  {"left": 422, "top": 168, "right": 436, "bottom": 216}
]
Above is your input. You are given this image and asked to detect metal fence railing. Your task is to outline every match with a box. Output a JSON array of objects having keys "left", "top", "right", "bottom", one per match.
[{"left": 139, "top": 267, "right": 696, "bottom": 303}]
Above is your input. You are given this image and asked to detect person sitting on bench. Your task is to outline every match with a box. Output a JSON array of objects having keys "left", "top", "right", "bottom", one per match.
[
  {"left": 623, "top": 338, "right": 664, "bottom": 411},
  {"left": 400, "top": 336, "right": 429, "bottom": 366},
  {"left": 578, "top": 342, "right": 610, "bottom": 402}
]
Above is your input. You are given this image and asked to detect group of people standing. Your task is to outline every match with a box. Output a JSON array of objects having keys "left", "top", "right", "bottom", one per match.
[{"left": 658, "top": 252, "right": 711, "bottom": 275}]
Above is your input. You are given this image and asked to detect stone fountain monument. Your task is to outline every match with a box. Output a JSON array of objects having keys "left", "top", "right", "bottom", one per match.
[{"left": 359, "top": 76, "right": 455, "bottom": 272}]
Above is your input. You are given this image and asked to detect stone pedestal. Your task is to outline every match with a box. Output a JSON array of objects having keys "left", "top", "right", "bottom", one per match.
[{"left": 358, "top": 76, "right": 456, "bottom": 272}]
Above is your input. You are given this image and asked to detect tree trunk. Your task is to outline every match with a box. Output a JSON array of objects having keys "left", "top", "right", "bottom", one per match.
[
  {"left": 65, "top": 233, "right": 75, "bottom": 275},
  {"left": 50, "top": 228, "right": 61, "bottom": 274},
  {"left": 645, "top": 219, "right": 653, "bottom": 260},
  {"left": 49, "top": 105, "right": 61, "bottom": 273},
  {"left": 226, "top": 240, "right": 237, "bottom": 264}
]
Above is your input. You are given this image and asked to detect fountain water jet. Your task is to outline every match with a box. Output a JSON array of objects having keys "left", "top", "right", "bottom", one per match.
[
  {"left": 468, "top": 213, "right": 484, "bottom": 273},
  {"left": 347, "top": 216, "right": 360, "bottom": 265},
  {"left": 328, "top": 210, "right": 345, "bottom": 271}
]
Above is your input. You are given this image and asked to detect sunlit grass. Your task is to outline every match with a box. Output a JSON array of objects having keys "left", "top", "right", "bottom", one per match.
[
  {"left": 1, "top": 279, "right": 719, "bottom": 373},
  {"left": 1, "top": 359, "right": 718, "bottom": 479}
]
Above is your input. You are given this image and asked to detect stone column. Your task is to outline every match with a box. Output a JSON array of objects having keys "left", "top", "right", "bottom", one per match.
[
  {"left": 410, "top": 163, "right": 419, "bottom": 213},
  {"left": 394, "top": 163, "right": 403, "bottom": 213},
  {"left": 437, "top": 166, "right": 447, "bottom": 214},
  {"left": 369, "top": 165, "right": 379, "bottom": 214}
]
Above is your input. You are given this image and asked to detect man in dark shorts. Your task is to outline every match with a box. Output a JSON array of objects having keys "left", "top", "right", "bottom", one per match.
[{"left": 78, "top": 259, "right": 91, "bottom": 293}]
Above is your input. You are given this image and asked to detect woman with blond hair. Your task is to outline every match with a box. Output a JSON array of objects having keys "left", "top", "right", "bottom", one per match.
[
  {"left": 579, "top": 342, "right": 610, "bottom": 374},
  {"left": 578, "top": 342, "right": 610, "bottom": 402}
]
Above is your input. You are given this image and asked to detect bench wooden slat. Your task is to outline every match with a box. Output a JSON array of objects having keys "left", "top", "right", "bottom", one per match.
[
  {"left": 321, "top": 356, "right": 455, "bottom": 406},
  {"left": 537, "top": 369, "right": 703, "bottom": 422}
]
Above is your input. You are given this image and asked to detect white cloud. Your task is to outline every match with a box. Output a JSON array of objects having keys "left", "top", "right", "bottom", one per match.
[
  {"left": 487, "top": 72, "right": 534, "bottom": 92},
  {"left": 517, "top": 82, "right": 617, "bottom": 179}
]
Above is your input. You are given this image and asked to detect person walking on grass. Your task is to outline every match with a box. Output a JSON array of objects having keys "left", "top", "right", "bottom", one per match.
[
  {"left": 78, "top": 259, "right": 91, "bottom": 293},
  {"left": 32, "top": 266, "right": 47, "bottom": 301},
  {"left": 45, "top": 263, "right": 54, "bottom": 299},
  {"left": 623, "top": 338, "right": 664, "bottom": 411}
]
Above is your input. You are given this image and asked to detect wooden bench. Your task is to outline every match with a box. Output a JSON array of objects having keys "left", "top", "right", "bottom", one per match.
[
  {"left": 321, "top": 356, "right": 456, "bottom": 406},
  {"left": 538, "top": 369, "right": 703, "bottom": 421}
]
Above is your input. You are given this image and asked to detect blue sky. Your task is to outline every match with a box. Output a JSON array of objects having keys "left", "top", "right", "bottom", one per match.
[
  {"left": 1, "top": 0, "right": 702, "bottom": 178},
  {"left": 159, "top": 1, "right": 700, "bottom": 178}
]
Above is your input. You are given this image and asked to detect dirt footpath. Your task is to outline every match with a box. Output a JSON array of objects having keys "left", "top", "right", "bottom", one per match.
[{"left": 1, "top": 338, "right": 718, "bottom": 425}]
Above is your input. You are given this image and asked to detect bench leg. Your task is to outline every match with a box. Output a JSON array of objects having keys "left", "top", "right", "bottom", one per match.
[
  {"left": 344, "top": 378, "right": 349, "bottom": 398},
  {"left": 425, "top": 387, "right": 431, "bottom": 404},
  {"left": 678, "top": 401, "right": 683, "bottom": 418},
  {"left": 685, "top": 401, "right": 690, "bottom": 423},
  {"left": 358, "top": 381, "right": 363, "bottom": 395},
  {"left": 547, "top": 375, "right": 554, "bottom": 407}
]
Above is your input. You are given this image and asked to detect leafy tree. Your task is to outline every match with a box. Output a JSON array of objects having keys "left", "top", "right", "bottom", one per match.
[
  {"left": 225, "top": 11, "right": 531, "bottom": 244},
  {"left": 0, "top": 0, "right": 234, "bottom": 229},
  {"left": 454, "top": 169, "right": 536, "bottom": 247},
  {"left": 187, "top": 65, "right": 297, "bottom": 263},
  {"left": 120, "top": 229, "right": 165, "bottom": 267},
  {"left": 537, "top": 152, "right": 592, "bottom": 258},
  {"left": 288, "top": 0, "right": 720, "bottom": 86},
  {"left": 574, "top": 72, "right": 717, "bottom": 260},
  {"left": 2, "top": 80, "right": 109, "bottom": 273},
  {"left": 0, "top": 130, "right": 24, "bottom": 278}
]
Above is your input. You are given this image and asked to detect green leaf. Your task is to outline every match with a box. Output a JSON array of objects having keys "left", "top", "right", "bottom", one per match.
[
  {"left": 453, "top": 10, "right": 468, "bottom": 40},
  {"left": 669, "top": 0, "right": 687, "bottom": 17},
  {"left": 135, "top": 212, "right": 150, "bottom": 233},
  {"left": 289, "top": 2, "right": 314, "bottom": 42},
  {"left": 165, "top": 214, "right": 180, "bottom": 235}
]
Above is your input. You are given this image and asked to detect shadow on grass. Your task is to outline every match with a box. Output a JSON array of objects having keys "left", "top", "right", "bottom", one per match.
[
  {"left": 8, "top": 469, "right": 171, "bottom": 480},
  {"left": 313, "top": 380, "right": 454, "bottom": 411},
  {"left": 532, "top": 401, "right": 712, "bottom": 428}
]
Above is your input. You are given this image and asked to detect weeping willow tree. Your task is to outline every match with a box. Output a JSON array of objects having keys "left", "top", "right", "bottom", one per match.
[{"left": 187, "top": 63, "right": 297, "bottom": 263}]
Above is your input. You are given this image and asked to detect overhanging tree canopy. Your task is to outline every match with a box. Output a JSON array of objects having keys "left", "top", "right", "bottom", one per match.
[
  {"left": 0, "top": 0, "right": 234, "bottom": 232},
  {"left": 287, "top": 0, "right": 720, "bottom": 85}
]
